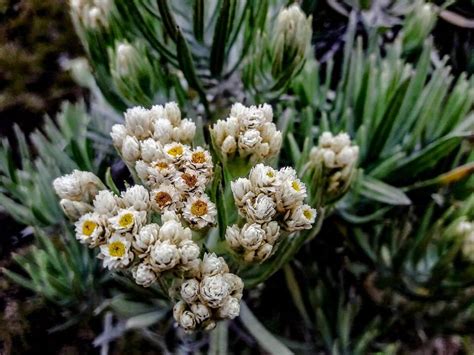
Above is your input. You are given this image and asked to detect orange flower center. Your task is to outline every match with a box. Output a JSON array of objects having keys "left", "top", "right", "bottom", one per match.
[
  {"left": 155, "top": 191, "right": 172, "bottom": 207},
  {"left": 191, "top": 200, "right": 208, "bottom": 217},
  {"left": 182, "top": 173, "right": 198, "bottom": 188}
]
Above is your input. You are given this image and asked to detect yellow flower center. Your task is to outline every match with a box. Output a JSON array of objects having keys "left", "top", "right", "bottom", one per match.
[
  {"left": 291, "top": 181, "right": 301, "bottom": 192},
  {"left": 155, "top": 191, "right": 172, "bottom": 208},
  {"left": 191, "top": 151, "right": 206, "bottom": 164},
  {"left": 118, "top": 213, "right": 134, "bottom": 228},
  {"left": 303, "top": 209, "right": 313, "bottom": 220},
  {"left": 155, "top": 161, "right": 168, "bottom": 170},
  {"left": 167, "top": 145, "right": 183, "bottom": 157},
  {"left": 82, "top": 220, "right": 97, "bottom": 236},
  {"left": 266, "top": 171, "right": 275, "bottom": 178},
  {"left": 109, "top": 241, "right": 126, "bottom": 257},
  {"left": 191, "top": 200, "right": 208, "bottom": 217}
]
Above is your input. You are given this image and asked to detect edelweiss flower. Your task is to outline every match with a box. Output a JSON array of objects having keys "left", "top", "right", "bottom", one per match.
[
  {"left": 243, "top": 194, "right": 277, "bottom": 223},
  {"left": 284, "top": 204, "right": 317, "bottom": 232},
  {"left": 240, "top": 223, "right": 266, "bottom": 250},
  {"left": 150, "top": 184, "right": 181, "bottom": 213},
  {"left": 121, "top": 135, "right": 141, "bottom": 163},
  {"left": 199, "top": 274, "right": 231, "bottom": 308},
  {"left": 108, "top": 208, "right": 147, "bottom": 234},
  {"left": 231, "top": 178, "right": 254, "bottom": 208},
  {"left": 133, "top": 223, "right": 159, "bottom": 256},
  {"left": 124, "top": 106, "right": 154, "bottom": 140},
  {"left": 122, "top": 185, "right": 150, "bottom": 211},
  {"left": 111, "top": 124, "right": 127, "bottom": 149},
  {"left": 140, "top": 139, "right": 161, "bottom": 163},
  {"left": 99, "top": 233, "right": 134, "bottom": 269},
  {"left": 249, "top": 164, "right": 277, "bottom": 190},
  {"left": 93, "top": 190, "right": 122, "bottom": 216},
  {"left": 149, "top": 240, "right": 180, "bottom": 271},
  {"left": 53, "top": 170, "right": 103, "bottom": 203},
  {"left": 184, "top": 147, "right": 213, "bottom": 176},
  {"left": 163, "top": 142, "right": 186, "bottom": 161},
  {"left": 75, "top": 212, "right": 107, "bottom": 247},
  {"left": 217, "top": 296, "right": 241, "bottom": 319},
  {"left": 276, "top": 178, "right": 307, "bottom": 211},
  {"left": 182, "top": 194, "right": 217, "bottom": 229},
  {"left": 181, "top": 279, "right": 200, "bottom": 303},
  {"left": 60, "top": 199, "right": 93, "bottom": 220},
  {"left": 200, "top": 253, "right": 229, "bottom": 276},
  {"left": 173, "top": 169, "right": 207, "bottom": 194},
  {"left": 132, "top": 262, "right": 157, "bottom": 287}
]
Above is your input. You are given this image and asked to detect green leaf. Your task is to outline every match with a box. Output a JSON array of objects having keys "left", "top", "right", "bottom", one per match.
[
  {"left": 239, "top": 301, "right": 294, "bottom": 355},
  {"left": 359, "top": 175, "right": 411, "bottom": 205},
  {"left": 193, "top": 0, "right": 204, "bottom": 42},
  {"left": 105, "top": 167, "right": 120, "bottom": 195},
  {"left": 156, "top": 0, "right": 177, "bottom": 41},
  {"left": 210, "top": 0, "right": 231, "bottom": 76}
]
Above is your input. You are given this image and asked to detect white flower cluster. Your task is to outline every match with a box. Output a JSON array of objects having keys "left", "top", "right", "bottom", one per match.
[
  {"left": 54, "top": 181, "right": 201, "bottom": 280},
  {"left": 225, "top": 164, "right": 316, "bottom": 262},
  {"left": 112, "top": 103, "right": 216, "bottom": 230},
  {"left": 173, "top": 253, "right": 244, "bottom": 332},
  {"left": 211, "top": 103, "right": 282, "bottom": 164},
  {"left": 70, "top": 0, "right": 112, "bottom": 29},
  {"left": 309, "top": 132, "right": 359, "bottom": 193},
  {"left": 53, "top": 170, "right": 105, "bottom": 220},
  {"left": 459, "top": 221, "right": 474, "bottom": 262}
]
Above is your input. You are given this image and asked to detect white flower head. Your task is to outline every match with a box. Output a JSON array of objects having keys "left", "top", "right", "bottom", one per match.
[
  {"left": 180, "top": 278, "right": 200, "bottom": 303},
  {"left": 243, "top": 194, "right": 277, "bottom": 224},
  {"left": 53, "top": 170, "right": 103, "bottom": 202},
  {"left": 173, "top": 119, "right": 196, "bottom": 143},
  {"left": 153, "top": 118, "right": 173, "bottom": 144},
  {"left": 231, "top": 178, "right": 254, "bottom": 208},
  {"left": 238, "top": 129, "right": 262, "bottom": 153},
  {"left": 159, "top": 218, "right": 192, "bottom": 243},
  {"left": 163, "top": 142, "right": 187, "bottom": 162},
  {"left": 60, "top": 199, "right": 93, "bottom": 220},
  {"left": 173, "top": 169, "right": 207, "bottom": 194},
  {"left": 132, "top": 262, "right": 157, "bottom": 287},
  {"left": 110, "top": 124, "right": 127, "bottom": 149},
  {"left": 121, "top": 135, "right": 141, "bottom": 163},
  {"left": 179, "top": 240, "right": 201, "bottom": 265},
  {"left": 249, "top": 164, "right": 277, "bottom": 191},
  {"left": 99, "top": 233, "right": 134, "bottom": 269},
  {"left": 222, "top": 136, "right": 237, "bottom": 155},
  {"left": 190, "top": 302, "right": 211, "bottom": 323},
  {"left": 184, "top": 147, "right": 213, "bottom": 176},
  {"left": 133, "top": 223, "right": 159, "bottom": 256},
  {"left": 108, "top": 208, "right": 147, "bottom": 234},
  {"left": 217, "top": 296, "right": 240, "bottom": 319},
  {"left": 199, "top": 274, "right": 230, "bottom": 308},
  {"left": 284, "top": 204, "right": 317, "bottom": 232},
  {"left": 263, "top": 221, "right": 280, "bottom": 245},
  {"left": 124, "top": 106, "right": 154, "bottom": 140},
  {"left": 276, "top": 177, "right": 307, "bottom": 211},
  {"left": 93, "top": 190, "right": 122, "bottom": 216},
  {"left": 121, "top": 185, "right": 150, "bottom": 211},
  {"left": 183, "top": 194, "right": 217, "bottom": 230},
  {"left": 149, "top": 240, "right": 180, "bottom": 271},
  {"left": 201, "top": 253, "right": 229, "bottom": 276},
  {"left": 75, "top": 212, "right": 107, "bottom": 247},
  {"left": 164, "top": 101, "right": 181, "bottom": 125},
  {"left": 225, "top": 225, "right": 241, "bottom": 250},
  {"left": 150, "top": 184, "right": 182, "bottom": 213},
  {"left": 140, "top": 138, "right": 161, "bottom": 163},
  {"left": 240, "top": 223, "right": 266, "bottom": 251}
]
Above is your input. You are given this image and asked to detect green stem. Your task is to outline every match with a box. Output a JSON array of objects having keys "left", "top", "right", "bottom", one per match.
[{"left": 208, "top": 320, "right": 229, "bottom": 355}]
